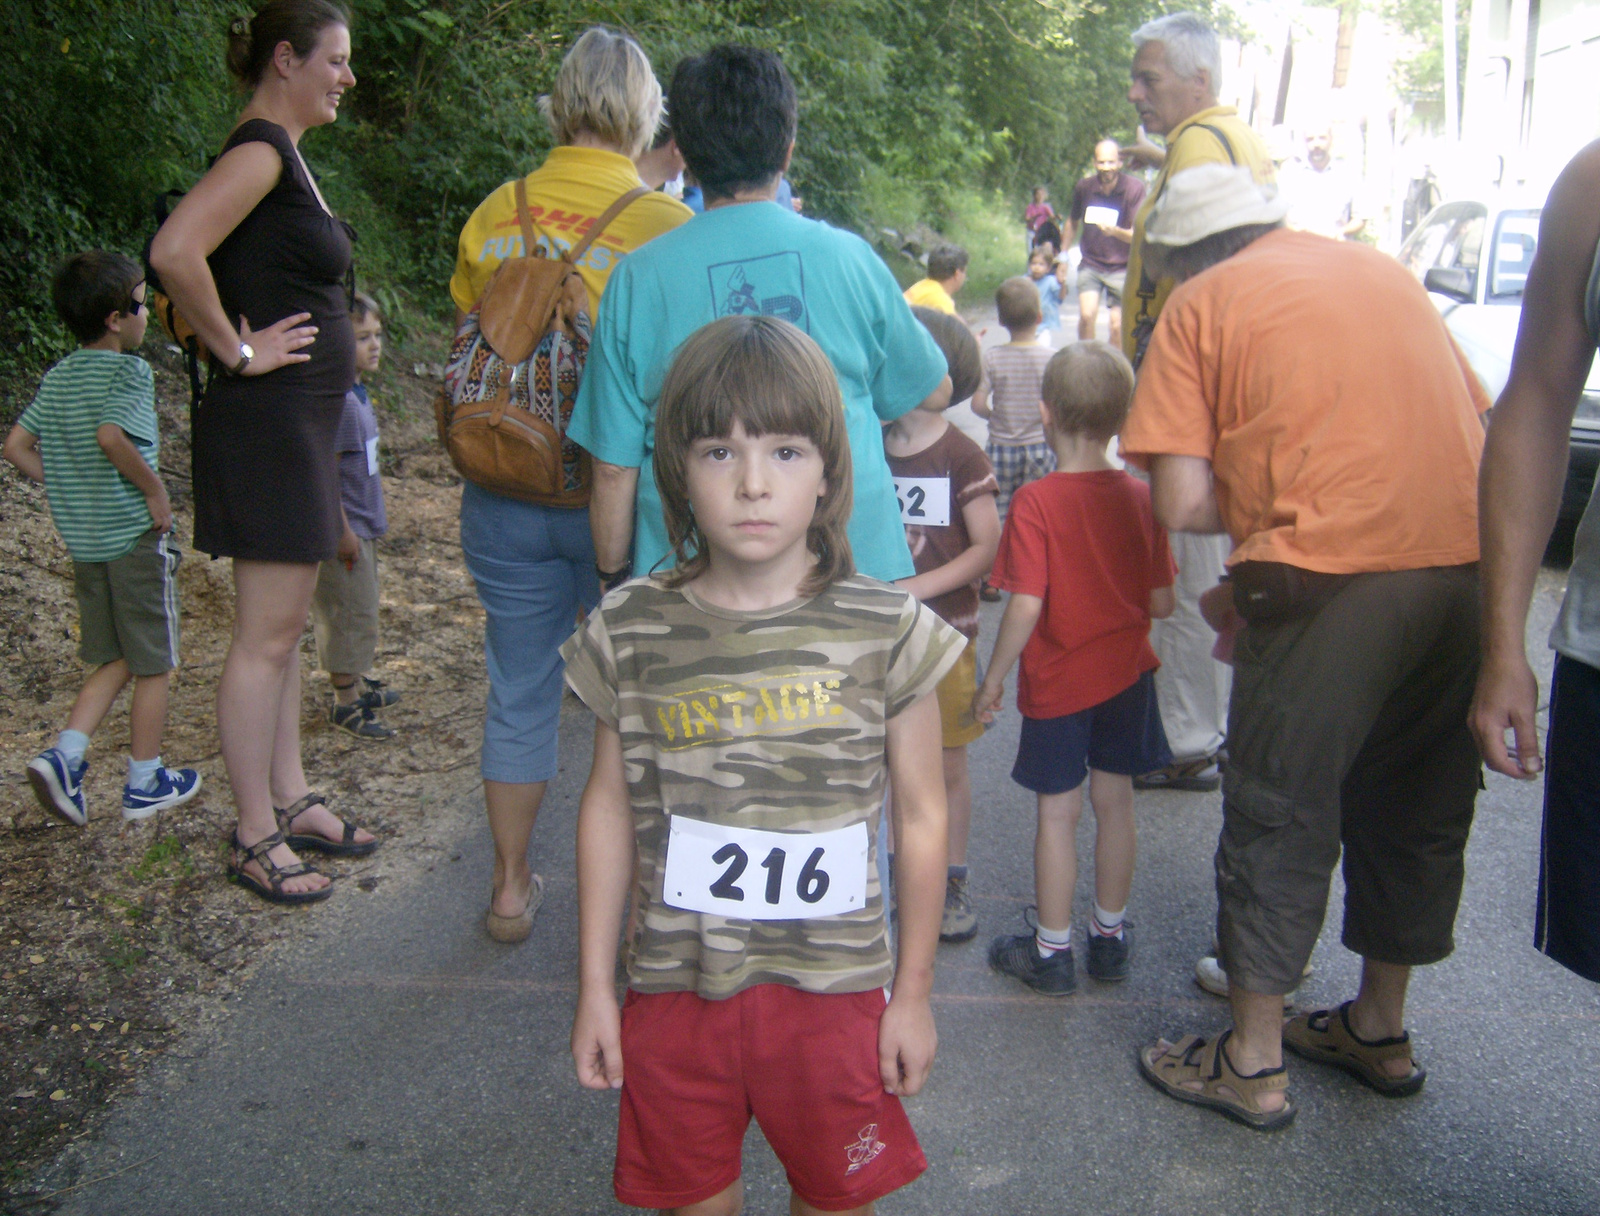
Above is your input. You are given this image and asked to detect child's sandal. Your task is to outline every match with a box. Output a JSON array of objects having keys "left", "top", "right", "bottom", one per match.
[
  {"left": 227, "top": 830, "right": 332, "bottom": 905},
  {"left": 274, "top": 791, "right": 380, "bottom": 857}
]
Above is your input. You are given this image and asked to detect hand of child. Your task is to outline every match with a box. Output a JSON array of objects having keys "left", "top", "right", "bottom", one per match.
[
  {"left": 145, "top": 484, "right": 173, "bottom": 535},
  {"left": 878, "top": 993, "right": 937, "bottom": 1096},
  {"left": 338, "top": 525, "right": 361, "bottom": 572},
  {"left": 571, "top": 987, "right": 624, "bottom": 1091},
  {"left": 239, "top": 312, "right": 317, "bottom": 376},
  {"left": 1198, "top": 580, "right": 1240, "bottom": 633},
  {"left": 971, "top": 679, "right": 1004, "bottom": 725}
]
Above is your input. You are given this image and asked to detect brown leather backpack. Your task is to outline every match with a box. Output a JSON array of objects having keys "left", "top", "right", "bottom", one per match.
[{"left": 436, "top": 179, "right": 647, "bottom": 507}]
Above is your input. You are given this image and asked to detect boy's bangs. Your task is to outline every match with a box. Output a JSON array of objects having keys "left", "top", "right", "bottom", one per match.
[{"left": 687, "top": 350, "right": 836, "bottom": 450}]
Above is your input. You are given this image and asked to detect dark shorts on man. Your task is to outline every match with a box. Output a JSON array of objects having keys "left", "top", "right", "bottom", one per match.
[
  {"left": 1012, "top": 670, "right": 1171, "bottom": 794},
  {"left": 614, "top": 985, "right": 926, "bottom": 1211},
  {"left": 1216, "top": 564, "right": 1481, "bottom": 994},
  {"left": 72, "top": 528, "right": 181, "bottom": 677},
  {"left": 1538, "top": 654, "right": 1600, "bottom": 982},
  {"left": 1078, "top": 265, "right": 1126, "bottom": 305}
]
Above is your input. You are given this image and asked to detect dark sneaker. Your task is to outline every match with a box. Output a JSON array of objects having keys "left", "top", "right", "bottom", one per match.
[
  {"left": 27, "top": 748, "right": 88, "bottom": 827},
  {"left": 357, "top": 676, "right": 401, "bottom": 712},
  {"left": 1086, "top": 922, "right": 1134, "bottom": 982},
  {"left": 331, "top": 702, "right": 396, "bottom": 740},
  {"left": 122, "top": 767, "right": 202, "bottom": 821},
  {"left": 940, "top": 874, "right": 978, "bottom": 942},
  {"left": 987, "top": 932, "right": 1077, "bottom": 995}
]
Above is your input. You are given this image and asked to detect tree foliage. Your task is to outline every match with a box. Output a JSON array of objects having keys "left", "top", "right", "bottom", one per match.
[{"left": 1, "top": 0, "right": 1174, "bottom": 386}]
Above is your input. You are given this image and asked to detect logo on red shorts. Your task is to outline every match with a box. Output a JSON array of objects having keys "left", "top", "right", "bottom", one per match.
[{"left": 844, "top": 1124, "right": 886, "bottom": 1175}]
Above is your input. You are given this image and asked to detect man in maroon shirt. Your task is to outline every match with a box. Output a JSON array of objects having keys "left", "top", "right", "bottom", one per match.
[{"left": 1065, "top": 140, "right": 1147, "bottom": 341}]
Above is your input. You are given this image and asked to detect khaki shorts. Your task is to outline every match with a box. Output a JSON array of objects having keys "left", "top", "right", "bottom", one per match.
[
  {"left": 1217, "top": 565, "right": 1481, "bottom": 994},
  {"left": 935, "top": 643, "right": 984, "bottom": 749},
  {"left": 1078, "top": 265, "right": 1126, "bottom": 304},
  {"left": 73, "top": 528, "right": 181, "bottom": 676},
  {"left": 312, "top": 537, "right": 379, "bottom": 674}
]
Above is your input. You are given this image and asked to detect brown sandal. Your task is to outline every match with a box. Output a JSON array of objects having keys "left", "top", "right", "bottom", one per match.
[
  {"left": 273, "top": 792, "right": 379, "bottom": 857},
  {"left": 485, "top": 873, "right": 546, "bottom": 943},
  {"left": 1138, "top": 1029, "right": 1296, "bottom": 1131},
  {"left": 227, "top": 830, "right": 332, "bottom": 905},
  {"left": 1283, "top": 1001, "right": 1426, "bottom": 1097}
]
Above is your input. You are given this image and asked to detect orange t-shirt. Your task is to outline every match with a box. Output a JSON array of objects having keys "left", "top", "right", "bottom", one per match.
[{"left": 1120, "top": 229, "right": 1489, "bottom": 574}]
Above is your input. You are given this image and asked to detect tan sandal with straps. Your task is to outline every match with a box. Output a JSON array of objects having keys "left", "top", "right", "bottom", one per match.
[
  {"left": 486, "top": 873, "right": 546, "bottom": 943},
  {"left": 226, "top": 830, "right": 332, "bottom": 905},
  {"left": 1283, "top": 1001, "right": 1426, "bottom": 1097},
  {"left": 1138, "top": 1029, "right": 1296, "bottom": 1131}
]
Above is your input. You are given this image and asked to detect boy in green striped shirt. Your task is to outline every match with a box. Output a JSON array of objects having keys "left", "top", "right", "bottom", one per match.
[{"left": 3, "top": 251, "right": 200, "bottom": 826}]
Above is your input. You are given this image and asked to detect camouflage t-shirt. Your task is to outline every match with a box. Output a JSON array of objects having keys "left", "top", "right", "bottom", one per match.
[{"left": 560, "top": 574, "right": 965, "bottom": 999}]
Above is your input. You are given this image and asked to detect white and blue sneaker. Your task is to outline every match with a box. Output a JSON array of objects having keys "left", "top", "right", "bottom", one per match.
[
  {"left": 122, "top": 767, "right": 202, "bottom": 821},
  {"left": 27, "top": 748, "right": 88, "bottom": 827}
]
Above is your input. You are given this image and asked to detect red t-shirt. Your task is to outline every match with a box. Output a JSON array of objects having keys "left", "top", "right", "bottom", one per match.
[{"left": 989, "top": 469, "right": 1175, "bottom": 718}]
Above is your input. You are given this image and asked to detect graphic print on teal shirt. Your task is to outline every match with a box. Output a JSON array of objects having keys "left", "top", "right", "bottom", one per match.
[{"left": 710, "top": 253, "right": 807, "bottom": 327}]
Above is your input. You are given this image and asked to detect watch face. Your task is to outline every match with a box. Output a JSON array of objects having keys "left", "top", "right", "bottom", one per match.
[{"left": 239, "top": 343, "right": 255, "bottom": 360}]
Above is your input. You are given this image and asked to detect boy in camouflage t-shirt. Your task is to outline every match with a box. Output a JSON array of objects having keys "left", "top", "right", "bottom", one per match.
[{"left": 562, "top": 316, "right": 962, "bottom": 1215}]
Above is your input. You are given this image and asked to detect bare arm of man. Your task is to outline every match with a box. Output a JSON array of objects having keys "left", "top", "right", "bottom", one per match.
[
  {"left": 1470, "top": 143, "right": 1600, "bottom": 778},
  {"left": 590, "top": 460, "right": 640, "bottom": 576},
  {"left": 1149, "top": 454, "right": 1226, "bottom": 535}
]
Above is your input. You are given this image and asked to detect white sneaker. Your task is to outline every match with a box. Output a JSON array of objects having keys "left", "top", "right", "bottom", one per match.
[{"left": 1195, "top": 953, "right": 1309, "bottom": 1008}]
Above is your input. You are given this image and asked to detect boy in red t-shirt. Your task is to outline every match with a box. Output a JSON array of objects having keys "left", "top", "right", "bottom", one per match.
[{"left": 973, "top": 341, "right": 1176, "bottom": 994}]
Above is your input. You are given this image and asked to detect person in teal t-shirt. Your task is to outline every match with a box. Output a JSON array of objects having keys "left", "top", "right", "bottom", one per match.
[
  {"left": 3, "top": 252, "right": 201, "bottom": 828},
  {"left": 571, "top": 45, "right": 950, "bottom": 589}
]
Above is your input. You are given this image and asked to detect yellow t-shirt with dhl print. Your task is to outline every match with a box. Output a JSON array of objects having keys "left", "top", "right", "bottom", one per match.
[
  {"left": 1121, "top": 106, "right": 1274, "bottom": 361},
  {"left": 449, "top": 144, "right": 692, "bottom": 316},
  {"left": 560, "top": 575, "right": 965, "bottom": 999}
]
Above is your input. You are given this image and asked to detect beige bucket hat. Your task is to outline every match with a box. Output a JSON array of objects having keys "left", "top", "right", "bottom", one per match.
[{"left": 1144, "top": 163, "right": 1288, "bottom": 246}]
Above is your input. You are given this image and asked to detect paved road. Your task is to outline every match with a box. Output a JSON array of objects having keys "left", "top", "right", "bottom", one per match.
[{"left": 35, "top": 563, "right": 1600, "bottom": 1215}]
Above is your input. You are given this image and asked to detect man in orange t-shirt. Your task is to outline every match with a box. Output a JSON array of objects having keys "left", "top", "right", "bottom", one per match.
[{"left": 1121, "top": 164, "right": 1489, "bottom": 1132}]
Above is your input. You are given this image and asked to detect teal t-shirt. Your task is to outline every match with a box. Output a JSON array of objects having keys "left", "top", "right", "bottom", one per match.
[
  {"left": 569, "top": 201, "right": 948, "bottom": 581},
  {"left": 18, "top": 349, "right": 159, "bottom": 562}
]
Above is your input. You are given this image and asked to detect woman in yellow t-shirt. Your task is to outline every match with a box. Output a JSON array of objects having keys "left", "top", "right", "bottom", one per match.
[{"left": 451, "top": 26, "right": 690, "bottom": 944}]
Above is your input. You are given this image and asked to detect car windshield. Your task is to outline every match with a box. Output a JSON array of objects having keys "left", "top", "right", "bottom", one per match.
[{"left": 1489, "top": 210, "right": 1540, "bottom": 300}]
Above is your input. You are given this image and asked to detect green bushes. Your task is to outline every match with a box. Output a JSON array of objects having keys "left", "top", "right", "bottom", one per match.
[{"left": 1, "top": 0, "right": 1177, "bottom": 398}]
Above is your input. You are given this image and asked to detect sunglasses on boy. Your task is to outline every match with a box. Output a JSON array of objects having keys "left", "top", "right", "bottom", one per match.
[{"left": 124, "top": 282, "right": 148, "bottom": 316}]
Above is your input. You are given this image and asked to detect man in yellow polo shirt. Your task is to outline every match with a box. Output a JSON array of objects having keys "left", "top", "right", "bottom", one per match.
[
  {"left": 903, "top": 245, "right": 967, "bottom": 315},
  {"left": 1117, "top": 13, "right": 1278, "bottom": 998},
  {"left": 1122, "top": 12, "right": 1273, "bottom": 367}
]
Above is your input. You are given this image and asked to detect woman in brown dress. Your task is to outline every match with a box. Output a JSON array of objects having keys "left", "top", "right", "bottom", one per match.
[{"left": 151, "top": 0, "right": 375, "bottom": 903}]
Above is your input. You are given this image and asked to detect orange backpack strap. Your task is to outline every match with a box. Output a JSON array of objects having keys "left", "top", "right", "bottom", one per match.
[{"left": 568, "top": 186, "right": 651, "bottom": 262}]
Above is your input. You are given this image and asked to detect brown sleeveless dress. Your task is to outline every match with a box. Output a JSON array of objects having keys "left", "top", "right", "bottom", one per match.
[{"left": 191, "top": 119, "right": 355, "bottom": 562}]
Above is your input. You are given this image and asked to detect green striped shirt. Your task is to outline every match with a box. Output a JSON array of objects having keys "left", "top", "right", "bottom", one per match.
[
  {"left": 561, "top": 575, "right": 965, "bottom": 999},
  {"left": 18, "top": 350, "right": 158, "bottom": 562}
]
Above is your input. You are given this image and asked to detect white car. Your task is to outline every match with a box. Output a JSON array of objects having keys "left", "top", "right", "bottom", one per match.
[{"left": 1396, "top": 197, "right": 1600, "bottom": 521}]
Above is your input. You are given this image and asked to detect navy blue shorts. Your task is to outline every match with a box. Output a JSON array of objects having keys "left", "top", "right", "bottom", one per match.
[
  {"left": 1539, "top": 655, "right": 1600, "bottom": 982},
  {"left": 1012, "top": 670, "right": 1171, "bottom": 794}
]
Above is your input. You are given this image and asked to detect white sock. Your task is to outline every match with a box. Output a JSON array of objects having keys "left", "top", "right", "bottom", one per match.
[
  {"left": 1092, "top": 903, "right": 1126, "bottom": 939},
  {"left": 57, "top": 730, "right": 90, "bottom": 765},
  {"left": 127, "top": 755, "right": 162, "bottom": 792},
  {"left": 1035, "top": 923, "right": 1073, "bottom": 957}
]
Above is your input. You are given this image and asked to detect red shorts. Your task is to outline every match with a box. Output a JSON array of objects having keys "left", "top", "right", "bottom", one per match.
[{"left": 614, "top": 985, "right": 927, "bottom": 1211}]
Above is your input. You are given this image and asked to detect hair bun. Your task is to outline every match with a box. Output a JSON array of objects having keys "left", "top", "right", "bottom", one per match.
[{"left": 230, "top": 16, "right": 248, "bottom": 35}]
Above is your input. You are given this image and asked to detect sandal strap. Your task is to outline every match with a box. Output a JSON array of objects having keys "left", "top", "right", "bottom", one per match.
[
  {"left": 1334, "top": 1002, "right": 1414, "bottom": 1059},
  {"left": 1204, "top": 1030, "right": 1289, "bottom": 1105},
  {"left": 233, "top": 830, "right": 320, "bottom": 891},
  {"left": 275, "top": 792, "right": 327, "bottom": 831}
]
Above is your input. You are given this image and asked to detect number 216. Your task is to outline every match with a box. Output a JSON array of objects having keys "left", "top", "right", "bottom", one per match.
[{"left": 709, "top": 844, "right": 830, "bottom": 904}]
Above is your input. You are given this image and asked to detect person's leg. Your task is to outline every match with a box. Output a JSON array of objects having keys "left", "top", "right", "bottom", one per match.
[
  {"left": 1106, "top": 301, "right": 1122, "bottom": 342},
  {"left": 64, "top": 660, "right": 133, "bottom": 738},
  {"left": 1086, "top": 769, "right": 1134, "bottom": 914},
  {"left": 1147, "top": 531, "right": 1231, "bottom": 769},
  {"left": 220, "top": 559, "right": 328, "bottom": 895},
  {"left": 944, "top": 745, "right": 972, "bottom": 866},
  {"left": 1078, "top": 288, "right": 1100, "bottom": 340},
  {"left": 1035, "top": 788, "right": 1083, "bottom": 935},
  {"left": 791, "top": 1197, "right": 872, "bottom": 1216},
  {"left": 127, "top": 672, "right": 170, "bottom": 762},
  {"left": 487, "top": 779, "right": 546, "bottom": 917},
  {"left": 1222, "top": 986, "right": 1289, "bottom": 1111},
  {"left": 666, "top": 1180, "right": 743, "bottom": 1215}
]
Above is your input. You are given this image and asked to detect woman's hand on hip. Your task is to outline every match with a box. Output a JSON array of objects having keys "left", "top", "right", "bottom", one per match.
[{"left": 240, "top": 312, "right": 317, "bottom": 375}]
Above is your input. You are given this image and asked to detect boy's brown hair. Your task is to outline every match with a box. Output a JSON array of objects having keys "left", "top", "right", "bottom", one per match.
[
  {"left": 53, "top": 251, "right": 143, "bottom": 344},
  {"left": 995, "top": 276, "right": 1042, "bottom": 330},
  {"left": 653, "top": 315, "right": 855, "bottom": 595},
  {"left": 350, "top": 290, "right": 381, "bottom": 324},
  {"left": 1041, "top": 340, "right": 1136, "bottom": 442}
]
